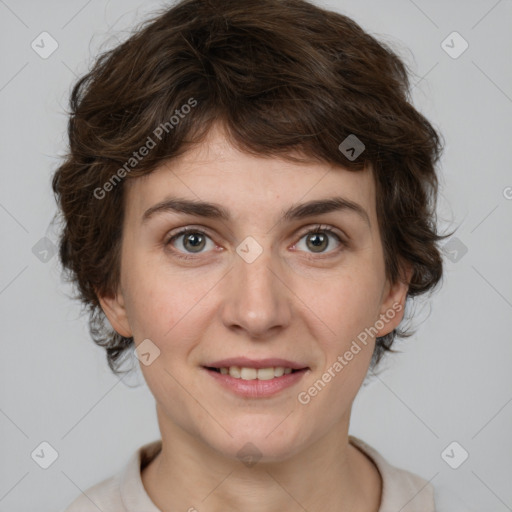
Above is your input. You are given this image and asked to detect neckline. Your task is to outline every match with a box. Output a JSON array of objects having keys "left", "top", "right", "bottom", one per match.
[{"left": 120, "top": 435, "right": 434, "bottom": 512}]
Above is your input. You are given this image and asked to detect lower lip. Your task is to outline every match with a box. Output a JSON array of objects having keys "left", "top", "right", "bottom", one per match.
[{"left": 203, "top": 367, "right": 309, "bottom": 398}]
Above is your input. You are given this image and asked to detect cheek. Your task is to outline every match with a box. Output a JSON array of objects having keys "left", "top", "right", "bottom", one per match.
[
  {"left": 302, "top": 269, "right": 382, "bottom": 344},
  {"left": 121, "top": 257, "right": 216, "bottom": 343},
  {"left": 299, "top": 277, "right": 379, "bottom": 412},
  {"left": 124, "top": 282, "right": 187, "bottom": 340}
]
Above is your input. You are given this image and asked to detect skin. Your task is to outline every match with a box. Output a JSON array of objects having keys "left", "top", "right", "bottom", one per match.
[{"left": 99, "top": 123, "right": 412, "bottom": 512}]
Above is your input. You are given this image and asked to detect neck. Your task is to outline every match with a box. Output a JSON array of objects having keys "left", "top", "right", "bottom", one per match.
[{"left": 141, "top": 406, "right": 382, "bottom": 512}]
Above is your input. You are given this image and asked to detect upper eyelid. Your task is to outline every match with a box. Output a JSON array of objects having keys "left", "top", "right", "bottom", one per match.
[
  {"left": 165, "top": 225, "right": 214, "bottom": 243},
  {"left": 292, "top": 225, "right": 346, "bottom": 246},
  {"left": 300, "top": 224, "right": 346, "bottom": 238}
]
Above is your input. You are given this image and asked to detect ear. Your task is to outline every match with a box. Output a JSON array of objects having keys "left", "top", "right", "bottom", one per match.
[
  {"left": 375, "top": 263, "right": 413, "bottom": 337},
  {"left": 97, "top": 287, "right": 133, "bottom": 338}
]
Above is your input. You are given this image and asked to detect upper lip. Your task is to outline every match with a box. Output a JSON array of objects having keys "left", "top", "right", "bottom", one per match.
[{"left": 204, "top": 357, "right": 308, "bottom": 370}]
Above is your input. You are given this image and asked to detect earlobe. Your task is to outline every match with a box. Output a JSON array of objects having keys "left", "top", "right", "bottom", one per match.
[
  {"left": 97, "top": 289, "right": 133, "bottom": 338},
  {"left": 376, "top": 264, "right": 413, "bottom": 337}
]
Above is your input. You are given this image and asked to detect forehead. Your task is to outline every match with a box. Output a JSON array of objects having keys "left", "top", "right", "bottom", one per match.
[{"left": 125, "top": 126, "right": 376, "bottom": 224}]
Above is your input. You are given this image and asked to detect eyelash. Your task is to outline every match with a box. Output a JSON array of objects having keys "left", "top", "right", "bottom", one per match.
[{"left": 165, "top": 224, "right": 346, "bottom": 261}]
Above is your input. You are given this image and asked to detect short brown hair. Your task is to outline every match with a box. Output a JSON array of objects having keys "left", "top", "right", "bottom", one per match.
[{"left": 52, "top": 0, "right": 450, "bottom": 376}]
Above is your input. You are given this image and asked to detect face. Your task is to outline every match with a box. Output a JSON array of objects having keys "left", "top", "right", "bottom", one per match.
[{"left": 100, "top": 124, "right": 409, "bottom": 463}]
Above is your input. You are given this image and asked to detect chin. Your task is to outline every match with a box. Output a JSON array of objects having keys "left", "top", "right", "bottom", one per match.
[{"left": 204, "top": 421, "right": 308, "bottom": 465}]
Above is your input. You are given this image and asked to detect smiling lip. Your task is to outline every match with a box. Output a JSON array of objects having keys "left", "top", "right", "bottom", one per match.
[
  {"left": 202, "top": 357, "right": 309, "bottom": 399},
  {"left": 205, "top": 357, "right": 308, "bottom": 370},
  {"left": 203, "top": 367, "right": 308, "bottom": 398}
]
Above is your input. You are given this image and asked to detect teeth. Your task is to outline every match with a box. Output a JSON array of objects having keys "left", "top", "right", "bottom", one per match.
[
  {"left": 274, "top": 366, "right": 284, "bottom": 377},
  {"left": 240, "top": 367, "right": 258, "bottom": 380},
  {"left": 215, "top": 366, "right": 298, "bottom": 380}
]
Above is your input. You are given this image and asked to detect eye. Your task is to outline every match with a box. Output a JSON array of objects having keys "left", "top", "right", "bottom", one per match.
[
  {"left": 165, "top": 224, "right": 346, "bottom": 261},
  {"left": 166, "top": 228, "right": 216, "bottom": 258},
  {"left": 293, "top": 225, "right": 345, "bottom": 255}
]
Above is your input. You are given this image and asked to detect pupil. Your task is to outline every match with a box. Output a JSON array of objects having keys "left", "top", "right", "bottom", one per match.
[
  {"left": 308, "top": 233, "right": 327, "bottom": 252},
  {"left": 185, "top": 233, "right": 205, "bottom": 252}
]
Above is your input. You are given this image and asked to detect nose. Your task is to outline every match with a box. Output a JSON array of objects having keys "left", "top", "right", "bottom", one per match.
[{"left": 220, "top": 241, "right": 292, "bottom": 339}]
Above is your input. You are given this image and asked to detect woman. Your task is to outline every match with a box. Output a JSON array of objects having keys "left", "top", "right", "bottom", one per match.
[{"left": 53, "top": 0, "right": 455, "bottom": 510}]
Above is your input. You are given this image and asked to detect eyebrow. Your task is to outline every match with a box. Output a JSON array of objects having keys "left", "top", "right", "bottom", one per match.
[{"left": 142, "top": 196, "right": 371, "bottom": 228}]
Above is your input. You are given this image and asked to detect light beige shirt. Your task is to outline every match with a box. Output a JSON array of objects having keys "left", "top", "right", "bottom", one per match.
[{"left": 63, "top": 436, "right": 452, "bottom": 511}]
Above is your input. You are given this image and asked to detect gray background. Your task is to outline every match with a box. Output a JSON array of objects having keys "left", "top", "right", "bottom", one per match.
[{"left": 1, "top": 0, "right": 511, "bottom": 510}]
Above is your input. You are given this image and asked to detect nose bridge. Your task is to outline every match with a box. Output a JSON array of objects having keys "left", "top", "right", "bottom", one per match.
[{"left": 221, "top": 236, "right": 291, "bottom": 336}]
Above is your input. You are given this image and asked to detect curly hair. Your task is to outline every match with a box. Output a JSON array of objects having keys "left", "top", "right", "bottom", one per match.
[{"left": 51, "top": 0, "right": 451, "bottom": 376}]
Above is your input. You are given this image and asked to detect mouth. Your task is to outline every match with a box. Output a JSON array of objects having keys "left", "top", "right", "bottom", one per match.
[
  {"left": 202, "top": 364, "right": 310, "bottom": 398},
  {"left": 203, "top": 365, "right": 308, "bottom": 381}
]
